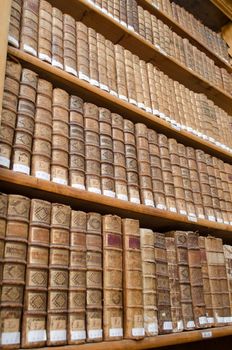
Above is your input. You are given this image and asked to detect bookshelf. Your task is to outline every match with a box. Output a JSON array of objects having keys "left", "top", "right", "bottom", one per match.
[{"left": 1, "top": 0, "right": 232, "bottom": 349}]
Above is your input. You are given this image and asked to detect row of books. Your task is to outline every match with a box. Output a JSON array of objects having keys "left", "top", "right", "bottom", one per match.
[
  {"left": 8, "top": 1, "right": 232, "bottom": 97},
  {"left": 0, "top": 192, "right": 232, "bottom": 348},
  {"left": 1, "top": 60, "right": 232, "bottom": 225}
]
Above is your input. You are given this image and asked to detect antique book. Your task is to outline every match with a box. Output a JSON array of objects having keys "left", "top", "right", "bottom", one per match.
[
  {"left": 122, "top": 218, "right": 144, "bottom": 339},
  {"left": 0, "top": 194, "right": 30, "bottom": 348},
  {"left": 0, "top": 60, "right": 21, "bottom": 169},
  {"left": 144, "top": 10, "right": 153, "bottom": 43},
  {"left": 140, "top": 228, "right": 158, "bottom": 336},
  {"left": 124, "top": 50, "right": 137, "bottom": 105},
  {"left": 20, "top": 0, "right": 39, "bottom": 57},
  {"left": 132, "top": 0, "right": 139, "bottom": 32},
  {"left": 139, "top": 60, "right": 152, "bottom": 113},
  {"left": 119, "top": 0, "right": 127, "bottom": 25},
  {"left": 76, "top": 22, "right": 90, "bottom": 82},
  {"left": 8, "top": 0, "right": 22, "bottom": 48},
  {"left": 21, "top": 199, "right": 51, "bottom": 348},
  {"left": 187, "top": 232, "right": 208, "bottom": 329},
  {"left": 133, "top": 54, "right": 145, "bottom": 109},
  {"left": 88, "top": 27, "right": 99, "bottom": 87},
  {"left": 114, "top": 45, "right": 127, "bottom": 100},
  {"left": 51, "top": 7, "right": 64, "bottom": 69},
  {"left": 69, "top": 95, "right": 85, "bottom": 190},
  {"left": 97, "top": 33, "right": 109, "bottom": 91},
  {"left": 138, "top": 6, "right": 145, "bottom": 39},
  {"left": 103, "top": 215, "right": 123, "bottom": 340},
  {"left": 69, "top": 210, "right": 87, "bottom": 344},
  {"left": 154, "top": 232, "right": 172, "bottom": 334},
  {"left": 63, "top": 14, "right": 77, "bottom": 76},
  {"left": 167, "top": 231, "right": 195, "bottom": 330},
  {"left": 126, "top": 0, "right": 134, "bottom": 30},
  {"left": 0, "top": 193, "right": 8, "bottom": 306},
  {"left": 105, "top": 39, "right": 117, "bottom": 96},
  {"left": 99, "top": 108, "right": 115, "bottom": 198},
  {"left": 47, "top": 203, "right": 71, "bottom": 346},
  {"left": 38, "top": 0, "right": 52, "bottom": 63},
  {"left": 165, "top": 236, "right": 183, "bottom": 333},
  {"left": 31, "top": 78, "right": 53, "bottom": 181},
  {"left": 86, "top": 212, "right": 103, "bottom": 342},
  {"left": 12, "top": 68, "right": 38, "bottom": 176},
  {"left": 223, "top": 245, "right": 232, "bottom": 322}
]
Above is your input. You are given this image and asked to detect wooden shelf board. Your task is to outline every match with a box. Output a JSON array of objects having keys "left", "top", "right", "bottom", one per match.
[
  {"left": 1, "top": 169, "right": 232, "bottom": 242},
  {"left": 138, "top": 0, "right": 232, "bottom": 74},
  {"left": 18, "top": 326, "right": 232, "bottom": 350},
  {"left": 45, "top": 0, "right": 232, "bottom": 115},
  {"left": 8, "top": 47, "right": 232, "bottom": 165}
]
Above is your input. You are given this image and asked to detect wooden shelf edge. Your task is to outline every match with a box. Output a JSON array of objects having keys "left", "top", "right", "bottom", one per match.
[
  {"left": 138, "top": 0, "right": 232, "bottom": 74},
  {"left": 210, "top": 0, "right": 232, "bottom": 21},
  {"left": 7, "top": 47, "right": 232, "bottom": 165},
  {"left": 1, "top": 169, "right": 232, "bottom": 241},
  {"left": 19, "top": 326, "right": 232, "bottom": 350}
]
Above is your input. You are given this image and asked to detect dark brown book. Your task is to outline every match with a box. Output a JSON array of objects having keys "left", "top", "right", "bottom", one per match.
[
  {"left": 8, "top": 0, "right": 22, "bottom": 48},
  {"left": 20, "top": 0, "right": 39, "bottom": 57},
  {"left": 122, "top": 218, "right": 144, "bottom": 339}
]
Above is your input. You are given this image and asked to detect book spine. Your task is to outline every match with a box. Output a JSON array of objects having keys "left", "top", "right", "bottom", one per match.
[
  {"left": 132, "top": 54, "right": 145, "bottom": 108},
  {"left": 76, "top": 22, "right": 90, "bottom": 81},
  {"left": 38, "top": 0, "right": 52, "bottom": 63},
  {"left": 124, "top": 50, "right": 137, "bottom": 105},
  {"left": 103, "top": 215, "right": 123, "bottom": 340},
  {"left": 139, "top": 61, "right": 152, "bottom": 112},
  {"left": 105, "top": 40, "right": 117, "bottom": 95},
  {"left": 223, "top": 245, "right": 232, "bottom": 323},
  {"left": 52, "top": 7, "right": 64, "bottom": 69},
  {"left": 86, "top": 212, "right": 103, "bottom": 342},
  {"left": 20, "top": 0, "right": 39, "bottom": 57},
  {"left": 63, "top": 14, "right": 77, "bottom": 76},
  {"left": 0, "top": 193, "right": 8, "bottom": 309},
  {"left": 88, "top": 27, "right": 99, "bottom": 87},
  {"left": 114, "top": 45, "right": 127, "bottom": 101},
  {"left": 122, "top": 218, "right": 144, "bottom": 339},
  {"left": 8, "top": 0, "right": 22, "bottom": 48},
  {"left": 21, "top": 199, "right": 51, "bottom": 348},
  {"left": 68, "top": 210, "right": 87, "bottom": 344}
]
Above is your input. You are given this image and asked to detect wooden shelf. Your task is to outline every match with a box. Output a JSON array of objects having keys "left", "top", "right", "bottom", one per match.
[
  {"left": 138, "top": 0, "right": 232, "bottom": 74},
  {"left": 17, "top": 326, "right": 232, "bottom": 350},
  {"left": 45, "top": 0, "right": 232, "bottom": 115},
  {"left": 8, "top": 47, "right": 232, "bottom": 165},
  {"left": 1, "top": 168, "right": 232, "bottom": 242}
]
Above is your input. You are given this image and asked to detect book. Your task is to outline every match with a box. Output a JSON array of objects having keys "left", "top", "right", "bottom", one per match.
[
  {"left": 8, "top": 0, "right": 22, "bottom": 48},
  {"left": 97, "top": 33, "right": 109, "bottom": 91},
  {"left": 223, "top": 245, "right": 232, "bottom": 322},
  {"left": 20, "top": 0, "right": 39, "bottom": 57},
  {"left": 122, "top": 218, "right": 144, "bottom": 339},
  {"left": 76, "top": 22, "right": 89, "bottom": 82},
  {"left": 124, "top": 50, "right": 137, "bottom": 105},
  {"left": 63, "top": 14, "right": 77, "bottom": 76},
  {"left": 88, "top": 27, "right": 99, "bottom": 87},
  {"left": 51, "top": 7, "right": 64, "bottom": 69},
  {"left": 0, "top": 193, "right": 8, "bottom": 311},
  {"left": 38, "top": 0, "right": 52, "bottom": 63},
  {"left": 114, "top": 45, "right": 127, "bottom": 101}
]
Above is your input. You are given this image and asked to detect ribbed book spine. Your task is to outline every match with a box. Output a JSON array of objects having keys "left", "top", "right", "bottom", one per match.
[
  {"left": 103, "top": 215, "right": 123, "bottom": 340},
  {"left": 38, "top": 0, "right": 52, "bottom": 63},
  {"left": 124, "top": 50, "right": 137, "bottom": 105},
  {"left": 88, "top": 27, "right": 99, "bottom": 87},
  {"left": 8, "top": 0, "right": 22, "bottom": 48},
  {"left": 63, "top": 14, "right": 77, "bottom": 76},
  {"left": 114, "top": 45, "right": 127, "bottom": 101},
  {"left": 223, "top": 245, "right": 232, "bottom": 323},
  {"left": 20, "top": 0, "right": 39, "bottom": 57},
  {"left": 47, "top": 204, "right": 71, "bottom": 346},
  {"left": 76, "top": 22, "right": 89, "bottom": 82},
  {"left": 69, "top": 210, "right": 87, "bottom": 344},
  {"left": 97, "top": 33, "right": 109, "bottom": 91},
  {"left": 86, "top": 213, "right": 103, "bottom": 342},
  {"left": 21, "top": 199, "right": 51, "bottom": 348},
  {"left": 140, "top": 228, "right": 158, "bottom": 336},
  {"left": 52, "top": 7, "right": 64, "bottom": 69},
  {"left": 106, "top": 40, "right": 117, "bottom": 96},
  {"left": 0, "top": 193, "right": 8, "bottom": 316},
  {"left": 122, "top": 218, "right": 144, "bottom": 339},
  {"left": 0, "top": 195, "right": 30, "bottom": 348}
]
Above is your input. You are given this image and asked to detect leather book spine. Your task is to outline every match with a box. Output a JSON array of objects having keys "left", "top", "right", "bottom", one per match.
[
  {"left": 103, "top": 215, "right": 123, "bottom": 340},
  {"left": 8, "top": 0, "right": 22, "bottom": 48},
  {"left": 68, "top": 210, "right": 87, "bottom": 344},
  {"left": 84, "top": 103, "right": 101, "bottom": 194},
  {"left": 213, "top": 158, "right": 229, "bottom": 224},
  {"left": 154, "top": 232, "right": 172, "bottom": 334},
  {"left": 86, "top": 212, "right": 103, "bottom": 342},
  {"left": 38, "top": 0, "right": 52, "bottom": 63},
  {"left": 106, "top": 39, "right": 117, "bottom": 96},
  {"left": 135, "top": 123, "right": 154, "bottom": 207},
  {"left": 63, "top": 14, "right": 77, "bottom": 77},
  {"left": 0, "top": 60, "right": 21, "bottom": 169},
  {"left": 132, "top": 54, "right": 145, "bottom": 109},
  {"left": 124, "top": 50, "right": 137, "bottom": 105},
  {"left": 119, "top": 0, "right": 127, "bottom": 26},
  {"left": 126, "top": 0, "right": 134, "bottom": 30},
  {"left": 165, "top": 236, "right": 183, "bottom": 333},
  {"left": 124, "top": 119, "right": 141, "bottom": 204},
  {"left": 12, "top": 68, "right": 38, "bottom": 176},
  {"left": 132, "top": 0, "right": 139, "bottom": 33},
  {"left": 114, "top": 45, "right": 127, "bottom": 101},
  {"left": 51, "top": 88, "right": 70, "bottom": 186},
  {"left": 88, "top": 27, "right": 99, "bottom": 87},
  {"left": 144, "top": 10, "right": 153, "bottom": 44},
  {"left": 106, "top": 0, "right": 114, "bottom": 18},
  {"left": 47, "top": 203, "right": 71, "bottom": 346},
  {"left": 52, "top": 7, "right": 64, "bottom": 69},
  {"left": 138, "top": 6, "right": 145, "bottom": 39},
  {"left": 223, "top": 245, "right": 232, "bottom": 324},
  {"left": 139, "top": 61, "right": 152, "bottom": 112},
  {"left": 99, "top": 108, "right": 115, "bottom": 198},
  {"left": 69, "top": 95, "right": 85, "bottom": 190},
  {"left": 122, "top": 218, "right": 144, "bottom": 339},
  {"left": 218, "top": 159, "right": 232, "bottom": 225},
  {"left": 31, "top": 78, "right": 53, "bottom": 181},
  {"left": 113, "top": 0, "right": 120, "bottom": 22},
  {"left": 21, "top": 199, "right": 51, "bottom": 348},
  {"left": 146, "top": 63, "right": 158, "bottom": 114},
  {"left": 0, "top": 193, "right": 8, "bottom": 307},
  {"left": 76, "top": 22, "right": 90, "bottom": 82},
  {"left": 0, "top": 194, "right": 30, "bottom": 349},
  {"left": 140, "top": 228, "right": 158, "bottom": 336},
  {"left": 112, "top": 113, "right": 128, "bottom": 201},
  {"left": 20, "top": 0, "right": 39, "bottom": 57}
]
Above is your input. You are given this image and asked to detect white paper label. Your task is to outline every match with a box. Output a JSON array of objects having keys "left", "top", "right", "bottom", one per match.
[
  {"left": 153, "top": 109, "right": 160, "bottom": 115},
  {"left": 188, "top": 215, "right": 197, "bottom": 222},
  {"left": 153, "top": 3, "right": 160, "bottom": 9},
  {"left": 164, "top": 116, "right": 171, "bottom": 122},
  {"left": 146, "top": 107, "right": 152, "bottom": 113},
  {"left": 1, "top": 332, "right": 20, "bottom": 345},
  {"left": 108, "top": 12, "right": 113, "bottom": 18},
  {"left": 119, "top": 94, "right": 128, "bottom": 101},
  {"left": 216, "top": 316, "right": 224, "bottom": 323},
  {"left": 102, "top": 8, "right": 107, "bottom": 13},
  {"left": 114, "top": 17, "right": 120, "bottom": 22},
  {"left": 79, "top": 72, "right": 90, "bottom": 82},
  {"left": 128, "top": 25, "right": 134, "bottom": 31},
  {"left": 215, "top": 141, "right": 221, "bottom": 147},
  {"left": 90, "top": 79, "right": 99, "bottom": 87},
  {"left": 88, "top": 187, "right": 101, "bottom": 194},
  {"left": 52, "top": 178, "right": 67, "bottom": 185},
  {"left": 0, "top": 156, "right": 10, "bottom": 168},
  {"left": 72, "top": 183, "right": 85, "bottom": 190},
  {"left": 88, "top": 329, "right": 102, "bottom": 339},
  {"left": 50, "top": 330, "right": 66, "bottom": 341},
  {"left": 208, "top": 215, "right": 216, "bottom": 222},
  {"left": 217, "top": 218, "right": 223, "bottom": 223},
  {"left": 163, "top": 321, "right": 173, "bottom": 330},
  {"left": 187, "top": 320, "right": 195, "bottom": 328},
  {"left": 100, "top": 83, "right": 109, "bottom": 91},
  {"left": 23, "top": 44, "right": 37, "bottom": 56},
  {"left": 8, "top": 35, "right": 19, "bottom": 48},
  {"left": 209, "top": 137, "right": 214, "bottom": 142},
  {"left": 224, "top": 220, "right": 230, "bottom": 225},
  {"left": 187, "top": 126, "right": 193, "bottom": 132},
  {"left": 71, "top": 330, "right": 86, "bottom": 340},
  {"left": 155, "top": 44, "right": 167, "bottom": 56},
  {"left": 138, "top": 102, "right": 145, "bottom": 109},
  {"left": 109, "top": 328, "right": 123, "bottom": 337},
  {"left": 172, "top": 124, "right": 181, "bottom": 131},
  {"left": 103, "top": 190, "right": 115, "bottom": 198},
  {"left": 39, "top": 52, "right": 51, "bottom": 63},
  {"left": 148, "top": 323, "right": 158, "bottom": 333},
  {"left": 145, "top": 199, "right": 154, "bottom": 206},
  {"left": 35, "top": 171, "right": 50, "bottom": 181},
  {"left": 170, "top": 207, "right": 177, "bottom": 213},
  {"left": 132, "top": 328, "right": 145, "bottom": 336},
  {"left": 13, "top": 163, "right": 30, "bottom": 175},
  {"left": 117, "top": 194, "right": 128, "bottom": 201},
  {"left": 199, "top": 316, "right": 208, "bottom": 325},
  {"left": 130, "top": 197, "right": 140, "bottom": 204},
  {"left": 129, "top": 98, "right": 137, "bottom": 105},
  {"left": 52, "top": 59, "right": 63, "bottom": 69},
  {"left": 177, "top": 320, "right": 184, "bottom": 330},
  {"left": 202, "top": 331, "right": 212, "bottom": 338},
  {"left": 110, "top": 90, "right": 118, "bottom": 97},
  {"left": 28, "top": 330, "right": 46, "bottom": 343},
  {"left": 65, "top": 65, "right": 77, "bottom": 76},
  {"left": 224, "top": 317, "right": 232, "bottom": 323},
  {"left": 207, "top": 317, "right": 214, "bottom": 324},
  {"left": 120, "top": 21, "right": 127, "bottom": 27},
  {"left": 180, "top": 210, "right": 187, "bottom": 215},
  {"left": 198, "top": 214, "right": 205, "bottom": 219},
  {"left": 156, "top": 203, "right": 166, "bottom": 210}
]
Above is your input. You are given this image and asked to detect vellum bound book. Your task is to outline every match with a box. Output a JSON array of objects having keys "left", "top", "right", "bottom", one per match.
[
  {"left": 122, "top": 218, "right": 144, "bottom": 339},
  {"left": 223, "top": 245, "right": 232, "bottom": 320},
  {"left": 103, "top": 215, "right": 123, "bottom": 340}
]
